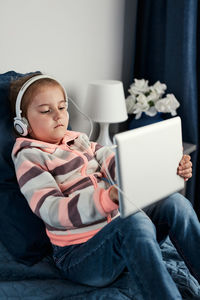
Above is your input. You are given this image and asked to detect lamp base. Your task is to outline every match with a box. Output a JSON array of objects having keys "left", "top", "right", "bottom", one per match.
[{"left": 96, "top": 123, "right": 112, "bottom": 146}]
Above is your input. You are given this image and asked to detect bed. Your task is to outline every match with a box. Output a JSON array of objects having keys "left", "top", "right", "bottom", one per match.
[
  {"left": 0, "top": 237, "right": 199, "bottom": 299},
  {"left": 0, "top": 71, "right": 200, "bottom": 299}
]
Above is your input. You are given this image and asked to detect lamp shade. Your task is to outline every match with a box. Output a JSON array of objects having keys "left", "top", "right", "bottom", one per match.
[{"left": 85, "top": 80, "right": 128, "bottom": 123}]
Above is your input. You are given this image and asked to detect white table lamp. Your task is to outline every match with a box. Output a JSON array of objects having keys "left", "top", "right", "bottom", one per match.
[{"left": 85, "top": 80, "right": 128, "bottom": 145}]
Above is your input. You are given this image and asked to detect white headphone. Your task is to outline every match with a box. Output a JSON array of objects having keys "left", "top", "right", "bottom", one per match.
[{"left": 14, "top": 74, "right": 67, "bottom": 136}]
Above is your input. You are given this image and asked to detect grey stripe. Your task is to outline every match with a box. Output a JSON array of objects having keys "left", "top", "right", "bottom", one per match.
[
  {"left": 49, "top": 219, "right": 108, "bottom": 234},
  {"left": 63, "top": 177, "right": 93, "bottom": 195},
  {"left": 95, "top": 147, "right": 114, "bottom": 166},
  {"left": 48, "top": 148, "right": 71, "bottom": 160},
  {"left": 13, "top": 141, "right": 32, "bottom": 157},
  {"left": 68, "top": 194, "right": 83, "bottom": 227},
  {"left": 35, "top": 189, "right": 63, "bottom": 217},
  {"left": 53, "top": 169, "right": 79, "bottom": 185},
  {"left": 46, "top": 216, "right": 107, "bottom": 231},
  {"left": 39, "top": 194, "right": 65, "bottom": 228},
  {"left": 95, "top": 144, "right": 103, "bottom": 152},
  {"left": 14, "top": 148, "right": 46, "bottom": 171},
  {"left": 77, "top": 184, "right": 107, "bottom": 224},
  {"left": 83, "top": 152, "right": 93, "bottom": 161},
  {"left": 108, "top": 156, "right": 115, "bottom": 180},
  {"left": 20, "top": 141, "right": 32, "bottom": 149},
  {"left": 19, "top": 166, "right": 44, "bottom": 187},
  {"left": 45, "top": 223, "right": 67, "bottom": 231},
  {"left": 21, "top": 172, "right": 60, "bottom": 206},
  {"left": 54, "top": 161, "right": 99, "bottom": 184},
  {"left": 52, "top": 157, "right": 84, "bottom": 176}
]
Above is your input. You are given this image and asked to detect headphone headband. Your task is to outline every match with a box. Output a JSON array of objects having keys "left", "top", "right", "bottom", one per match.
[
  {"left": 14, "top": 74, "right": 67, "bottom": 136},
  {"left": 15, "top": 74, "right": 67, "bottom": 119}
]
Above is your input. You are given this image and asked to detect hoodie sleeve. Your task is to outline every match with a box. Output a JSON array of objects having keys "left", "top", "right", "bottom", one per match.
[
  {"left": 74, "top": 133, "right": 116, "bottom": 182},
  {"left": 91, "top": 142, "right": 116, "bottom": 182},
  {"left": 12, "top": 147, "right": 118, "bottom": 230}
]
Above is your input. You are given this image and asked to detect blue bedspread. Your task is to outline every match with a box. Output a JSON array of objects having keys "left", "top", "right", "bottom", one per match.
[{"left": 0, "top": 238, "right": 199, "bottom": 300}]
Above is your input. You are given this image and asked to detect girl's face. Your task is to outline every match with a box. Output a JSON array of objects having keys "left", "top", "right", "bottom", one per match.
[{"left": 26, "top": 84, "right": 69, "bottom": 144}]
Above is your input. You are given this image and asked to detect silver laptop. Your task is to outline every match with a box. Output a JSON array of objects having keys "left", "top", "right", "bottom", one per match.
[{"left": 113, "top": 116, "right": 184, "bottom": 218}]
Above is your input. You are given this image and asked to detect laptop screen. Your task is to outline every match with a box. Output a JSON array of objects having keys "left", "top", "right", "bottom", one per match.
[{"left": 113, "top": 117, "right": 184, "bottom": 218}]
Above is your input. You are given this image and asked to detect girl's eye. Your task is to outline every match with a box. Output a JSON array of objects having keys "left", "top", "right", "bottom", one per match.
[
  {"left": 41, "top": 110, "right": 50, "bottom": 114},
  {"left": 40, "top": 105, "right": 66, "bottom": 113}
]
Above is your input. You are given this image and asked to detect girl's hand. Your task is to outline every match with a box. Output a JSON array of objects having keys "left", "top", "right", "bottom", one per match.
[
  {"left": 109, "top": 186, "right": 119, "bottom": 205},
  {"left": 177, "top": 155, "right": 192, "bottom": 181}
]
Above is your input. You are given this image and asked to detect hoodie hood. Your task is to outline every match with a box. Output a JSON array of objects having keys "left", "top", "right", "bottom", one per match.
[{"left": 12, "top": 130, "right": 80, "bottom": 158}]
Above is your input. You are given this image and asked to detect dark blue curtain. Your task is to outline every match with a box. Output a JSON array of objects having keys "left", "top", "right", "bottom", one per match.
[{"left": 130, "top": 0, "right": 200, "bottom": 213}]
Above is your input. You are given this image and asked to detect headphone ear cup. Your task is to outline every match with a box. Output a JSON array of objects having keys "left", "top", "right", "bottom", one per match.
[{"left": 14, "top": 117, "right": 29, "bottom": 136}]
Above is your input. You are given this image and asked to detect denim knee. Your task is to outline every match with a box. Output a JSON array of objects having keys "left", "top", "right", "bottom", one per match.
[
  {"left": 163, "top": 192, "right": 194, "bottom": 217},
  {"left": 117, "top": 213, "right": 157, "bottom": 241}
]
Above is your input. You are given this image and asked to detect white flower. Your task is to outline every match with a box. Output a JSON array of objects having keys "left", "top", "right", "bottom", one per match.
[
  {"left": 128, "top": 79, "right": 149, "bottom": 95},
  {"left": 125, "top": 79, "right": 180, "bottom": 119},
  {"left": 147, "top": 90, "right": 160, "bottom": 103},
  {"left": 126, "top": 95, "right": 136, "bottom": 114},
  {"left": 150, "top": 81, "right": 167, "bottom": 96},
  {"left": 155, "top": 94, "right": 180, "bottom": 116},
  {"left": 133, "top": 94, "right": 149, "bottom": 119}
]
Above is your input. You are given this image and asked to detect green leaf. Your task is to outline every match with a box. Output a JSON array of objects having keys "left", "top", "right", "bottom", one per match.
[{"left": 148, "top": 100, "right": 155, "bottom": 107}]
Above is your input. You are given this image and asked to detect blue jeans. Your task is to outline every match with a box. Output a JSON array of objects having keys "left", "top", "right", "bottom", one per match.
[{"left": 52, "top": 193, "right": 200, "bottom": 300}]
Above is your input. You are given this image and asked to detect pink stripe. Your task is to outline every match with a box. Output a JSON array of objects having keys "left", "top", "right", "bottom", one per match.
[
  {"left": 90, "top": 142, "right": 96, "bottom": 153},
  {"left": 16, "top": 160, "right": 47, "bottom": 181},
  {"left": 46, "top": 227, "right": 102, "bottom": 246},
  {"left": 58, "top": 197, "right": 74, "bottom": 227},
  {"left": 101, "top": 153, "right": 115, "bottom": 175},
  {"left": 59, "top": 176, "right": 83, "bottom": 192},
  {"left": 46, "top": 159, "right": 63, "bottom": 171},
  {"left": 12, "top": 139, "right": 30, "bottom": 155},
  {"left": 30, "top": 188, "right": 53, "bottom": 211},
  {"left": 93, "top": 187, "right": 107, "bottom": 217}
]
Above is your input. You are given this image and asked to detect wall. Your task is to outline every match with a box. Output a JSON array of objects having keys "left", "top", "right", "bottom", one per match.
[{"left": 0, "top": 0, "right": 126, "bottom": 136}]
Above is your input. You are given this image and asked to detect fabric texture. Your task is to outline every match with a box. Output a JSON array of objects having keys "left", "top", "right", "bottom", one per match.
[
  {"left": 0, "top": 71, "right": 52, "bottom": 265},
  {"left": 0, "top": 235, "right": 199, "bottom": 299},
  {"left": 12, "top": 131, "right": 118, "bottom": 247}
]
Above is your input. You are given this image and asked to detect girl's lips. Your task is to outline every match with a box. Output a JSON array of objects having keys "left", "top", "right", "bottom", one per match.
[{"left": 55, "top": 124, "right": 63, "bottom": 128}]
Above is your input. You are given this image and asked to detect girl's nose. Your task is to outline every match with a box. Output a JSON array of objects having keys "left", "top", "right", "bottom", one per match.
[{"left": 53, "top": 109, "right": 61, "bottom": 120}]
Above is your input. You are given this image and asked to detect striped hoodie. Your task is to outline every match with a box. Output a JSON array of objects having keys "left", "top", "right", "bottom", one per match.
[{"left": 12, "top": 130, "right": 119, "bottom": 247}]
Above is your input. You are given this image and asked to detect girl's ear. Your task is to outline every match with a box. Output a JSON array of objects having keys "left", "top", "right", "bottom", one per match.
[
  {"left": 28, "top": 123, "right": 33, "bottom": 134},
  {"left": 22, "top": 118, "right": 31, "bottom": 134},
  {"left": 28, "top": 126, "right": 32, "bottom": 134}
]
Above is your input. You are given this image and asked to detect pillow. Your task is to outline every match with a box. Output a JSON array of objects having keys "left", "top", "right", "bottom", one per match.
[{"left": 0, "top": 71, "right": 52, "bottom": 265}]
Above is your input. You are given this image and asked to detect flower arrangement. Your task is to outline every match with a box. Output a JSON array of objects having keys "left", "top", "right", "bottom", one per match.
[{"left": 126, "top": 79, "right": 180, "bottom": 119}]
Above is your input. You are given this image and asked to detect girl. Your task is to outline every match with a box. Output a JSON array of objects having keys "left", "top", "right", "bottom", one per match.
[{"left": 11, "top": 73, "right": 197, "bottom": 300}]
